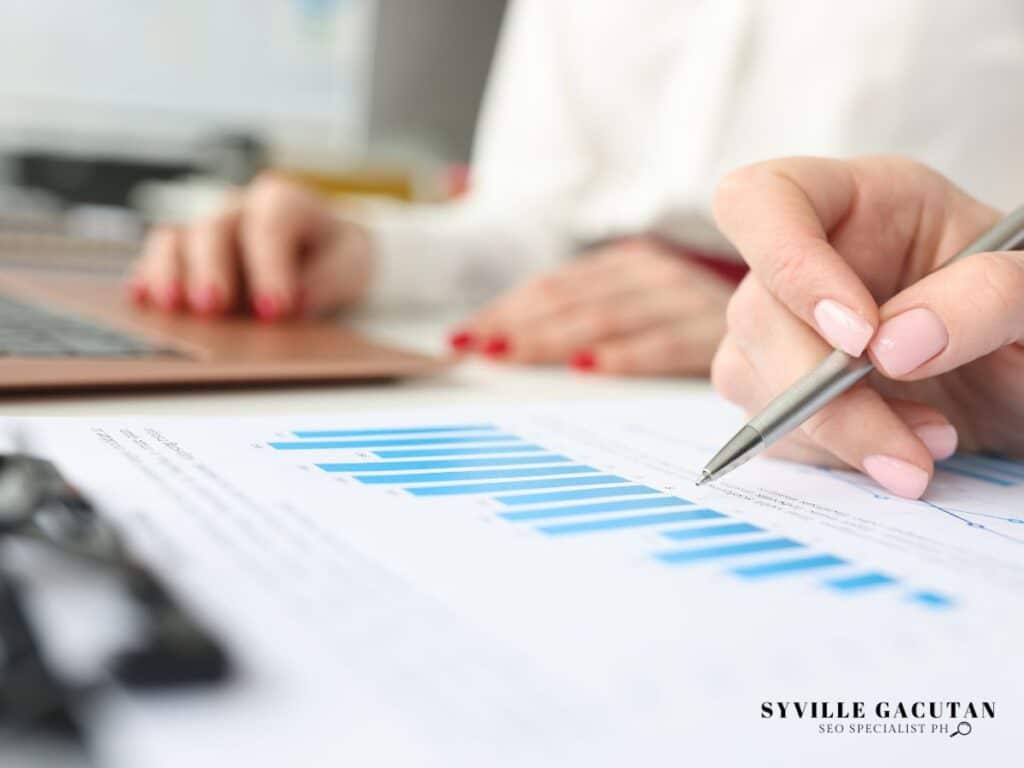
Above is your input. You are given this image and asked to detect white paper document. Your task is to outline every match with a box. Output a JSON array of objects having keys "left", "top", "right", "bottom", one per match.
[{"left": 12, "top": 394, "right": 1024, "bottom": 767}]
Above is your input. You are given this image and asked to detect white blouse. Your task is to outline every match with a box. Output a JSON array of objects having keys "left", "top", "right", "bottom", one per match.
[{"left": 363, "top": 0, "right": 1024, "bottom": 307}]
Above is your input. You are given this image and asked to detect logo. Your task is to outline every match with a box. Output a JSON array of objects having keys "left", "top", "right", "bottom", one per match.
[{"left": 760, "top": 700, "right": 995, "bottom": 737}]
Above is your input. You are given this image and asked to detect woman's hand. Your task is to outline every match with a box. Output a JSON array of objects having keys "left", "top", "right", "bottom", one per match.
[
  {"left": 710, "top": 155, "right": 1024, "bottom": 498},
  {"left": 127, "top": 174, "right": 372, "bottom": 320},
  {"left": 451, "top": 238, "right": 735, "bottom": 376}
]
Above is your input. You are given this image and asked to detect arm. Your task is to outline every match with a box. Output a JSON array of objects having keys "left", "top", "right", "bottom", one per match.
[{"left": 362, "top": 0, "right": 594, "bottom": 308}]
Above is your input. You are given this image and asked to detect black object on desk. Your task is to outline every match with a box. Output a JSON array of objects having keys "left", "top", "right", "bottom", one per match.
[{"left": 0, "top": 452, "right": 231, "bottom": 741}]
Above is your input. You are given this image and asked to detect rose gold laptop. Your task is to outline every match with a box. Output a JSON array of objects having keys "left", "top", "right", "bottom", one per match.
[{"left": 0, "top": 229, "right": 443, "bottom": 392}]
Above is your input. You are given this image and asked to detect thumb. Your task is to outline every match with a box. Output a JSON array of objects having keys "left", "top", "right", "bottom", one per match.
[{"left": 869, "top": 250, "right": 1024, "bottom": 380}]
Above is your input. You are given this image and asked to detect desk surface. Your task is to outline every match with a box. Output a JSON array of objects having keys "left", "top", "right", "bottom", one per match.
[
  {"left": 0, "top": 307, "right": 707, "bottom": 418},
  {"left": 1, "top": 308, "right": 709, "bottom": 768}
]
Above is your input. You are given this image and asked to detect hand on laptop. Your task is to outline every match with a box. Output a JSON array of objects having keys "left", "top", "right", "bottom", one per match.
[
  {"left": 127, "top": 175, "right": 371, "bottom": 320},
  {"left": 449, "top": 238, "right": 733, "bottom": 375},
  {"left": 710, "top": 155, "right": 1024, "bottom": 497}
]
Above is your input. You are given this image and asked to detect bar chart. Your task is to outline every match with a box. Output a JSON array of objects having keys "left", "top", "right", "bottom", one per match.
[{"left": 268, "top": 422, "right": 955, "bottom": 609}]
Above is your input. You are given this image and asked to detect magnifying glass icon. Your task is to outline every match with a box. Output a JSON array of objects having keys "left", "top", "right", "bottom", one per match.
[{"left": 949, "top": 721, "right": 972, "bottom": 738}]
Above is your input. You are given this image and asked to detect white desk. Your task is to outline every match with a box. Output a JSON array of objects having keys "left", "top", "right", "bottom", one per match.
[{"left": 0, "top": 308, "right": 710, "bottom": 768}]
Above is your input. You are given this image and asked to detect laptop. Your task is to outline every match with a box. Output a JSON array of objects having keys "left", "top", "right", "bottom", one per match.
[{"left": 0, "top": 226, "right": 443, "bottom": 392}]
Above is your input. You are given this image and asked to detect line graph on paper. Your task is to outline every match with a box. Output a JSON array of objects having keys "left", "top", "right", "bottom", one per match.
[{"left": 812, "top": 458, "right": 1024, "bottom": 547}]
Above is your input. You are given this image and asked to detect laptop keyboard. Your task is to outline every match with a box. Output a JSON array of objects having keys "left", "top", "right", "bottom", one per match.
[{"left": 0, "top": 293, "right": 176, "bottom": 358}]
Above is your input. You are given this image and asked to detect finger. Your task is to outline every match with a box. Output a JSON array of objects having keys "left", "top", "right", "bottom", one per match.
[
  {"left": 583, "top": 314, "right": 725, "bottom": 377},
  {"left": 183, "top": 207, "right": 241, "bottom": 316},
  {"left": 239, "top": 176, "right": 326, "bottom": 321},
  {"left": 466, "top": 258, "right": 628, "bottom": 335},
  {"left": 473, "top": 256, "right": 696, "bottom": 360},
  {"left": 869, "top": 250, "right": 1024, "bottom": 380},
  {"left": 464, "top": 268, "right": 618, "bottom": 358},
  {"left": 723, "top": 277, "right": 935, "bottom": 498},
  {"left": 710, "top": 334, "right": 765, "bottom": 411},
  {"left": 464, "top": 243, "right": 679, "bottom": 342},
  {"left": 756, "top": 384, "right": 934, "bottom": 498},
  {"left": 712, "top": 157, "right": 879, "bottom": 356},
  {"left": 518, "top": 272, "right": 730, "bottom": 364},
  {"left": 715, "top": 332, "right": 957, "bottom": 468},
  {"left": 296, "top": 223, "right": 373, "bottom": 318},
  {"left": 137, "top": 227, "right": 185, "bottom": 311},
  {"left": 123, "top": 257, "right": 150, "bottom": 307},
  {"left": 766, "top": 399, "right": 956, "bottom": 469},
  {"left": 885, "top": 399, "right": 958, "bottom": 461},
  {"left": 714, "top": 342, "right": 889, "bottom": 469}
]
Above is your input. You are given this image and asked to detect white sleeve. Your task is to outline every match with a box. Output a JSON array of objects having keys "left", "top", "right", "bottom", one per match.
[{"left": 362, "top": 0, "right": 594, "bottom": 309}]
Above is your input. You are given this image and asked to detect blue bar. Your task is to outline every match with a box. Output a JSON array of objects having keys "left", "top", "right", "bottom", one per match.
[
  {"left": 655, "top": 538, "right": 803, "bottom": 565},
  {"left": 909, "top": 591, "right": 955, "bottom": 609},
  {"left": 826, "top": 572, "right": 897, "bottom": 592},
  {"left": 500, "top": 496, "right": 697, "bottom": 523},
  {"left": 270, "top": 435, "right": 521, "bottom": 450},
  {"left": 661, "top": 522, "right": 762, "bottom": 541},
  {"left": 496, "top": 484, "right": 660, "bottom": 506},
  {"left": 355, "top": 465, "right": 599, "bottom": 485},
  {"left": 294, "top": 425, "right": 496, "bottom": 437},
  {"left": 317, "top": 454, "right": 570, "bottom": 473},
  {"left": 408, "top": 475, "right": 629, "bottom": 497},
  {"left": 538, "top": 509, "right": 723, "bottom": 536},
  {"left": 374, "top": 444, "right": 546, "bottom": 459},
  {"left": 733, "top": 554, "right": 847, "bottom": 579},
  {"left": 946, "top": 454, "right": 1024, "bottom": 481},
  {"left": 936, "top": 463, "right": 1014, "bottom": 487}
]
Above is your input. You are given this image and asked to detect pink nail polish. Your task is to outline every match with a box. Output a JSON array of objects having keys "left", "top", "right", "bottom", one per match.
[
  {"left": 913, "top": 424, "right": 958, "bottom": 461},
  {"left": 862, "top": 455, "right": 930, "bottom": 499},
  {"left": 813, "top": 299, "right": 874, "bottom": 357},
  {"left": 870, "top": 307, "right": 948, "bottom": 377}
]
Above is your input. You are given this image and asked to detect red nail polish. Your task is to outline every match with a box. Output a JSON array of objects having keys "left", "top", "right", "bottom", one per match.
[
  {"left": 160, "top": 282, "right": 183, "bottom": 311},
  {"left": 192, "top": 285, "right": 222, "bottom": 315},
  {"left": 483, "top": 336, "right": 510, "bottom": 358},
  {"left": 254, "top": 293, "right": 279, "bottom": 321},
  {"left": 448, "top": 330, "right": 475, "bottom": 351},
  {"left": 127, "top": 281, "right": 148, "bottom": 306},
  {"left": 570, "top": 350, "right": 597, "bottom": 371}
]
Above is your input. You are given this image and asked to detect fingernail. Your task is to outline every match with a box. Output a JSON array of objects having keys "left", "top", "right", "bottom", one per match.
[
  {"left": 813, "top": 299, "right": 874, "bottom": 357},
  {"left": 913, "top": 424, "right": 958, "bottom": 461},
  {"left": 483, "top": 336, "right": 510, "bottom": 358},
  {"left": 127, "top": 281, "right": 148, "bottom": 306},
  {"left": 191, "top": 285, "right": 222, "bottom": 315},
  {"left": 448, "top": 330, "right": 475, "bottom": 352},
  {"left": 870, "top": 307, "right": 949, "bottom": 377},
  {"left": 862, "top": 455, "right": 930, "bottom": 499},
  {"left": 570, "top": 350, "right": 597, "bottom": 371},
  {"left": 254, "top": 293, "right": 280, "bottom": 321},
  {"left": 158, "top": 282, "right": 183, "bottom": 311}
]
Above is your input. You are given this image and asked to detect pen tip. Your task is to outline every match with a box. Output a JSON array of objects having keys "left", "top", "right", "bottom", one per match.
[{"left": 696, "top": 470, "right": 711, "bottom": 487}]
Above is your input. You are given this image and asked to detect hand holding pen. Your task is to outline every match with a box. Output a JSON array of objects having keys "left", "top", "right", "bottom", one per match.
[{"left": 703, "top": 156, "right": 1024, "bottom": 499}]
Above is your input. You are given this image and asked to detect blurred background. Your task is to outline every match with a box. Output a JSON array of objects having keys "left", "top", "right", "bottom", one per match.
[{"left": 0, "top": 0, "right": 506, "bottom": 245}]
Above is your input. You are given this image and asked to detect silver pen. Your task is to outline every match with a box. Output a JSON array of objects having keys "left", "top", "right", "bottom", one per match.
[{"left": 697, "top": 205, "right": 1024, "bottom": 486}]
